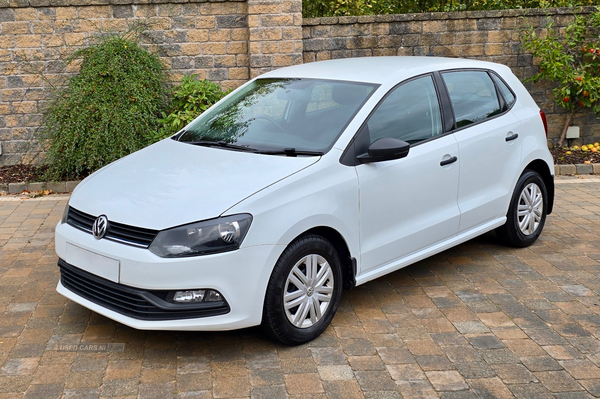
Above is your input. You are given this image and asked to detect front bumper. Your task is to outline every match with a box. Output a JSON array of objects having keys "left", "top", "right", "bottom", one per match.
[
  {"left": 58, "top": 259, "right": 230, "bottom": 320},
  {"left": 55, "top": 221, "right": 284, "bottom": 331}
]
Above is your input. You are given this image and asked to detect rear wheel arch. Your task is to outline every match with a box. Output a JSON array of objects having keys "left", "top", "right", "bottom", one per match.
[{"left": 523, "top": 160, "right": 554, "bottom": 215}]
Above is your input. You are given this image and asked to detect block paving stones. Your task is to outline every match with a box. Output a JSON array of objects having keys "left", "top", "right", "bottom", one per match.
[{"left": 1, "top": 175, "right": 600, "bottom": 398}]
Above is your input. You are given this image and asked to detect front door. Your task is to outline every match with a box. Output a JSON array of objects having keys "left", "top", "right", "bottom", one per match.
[{"left": 355, "top": 75, "right": 461, "bottom": 275}]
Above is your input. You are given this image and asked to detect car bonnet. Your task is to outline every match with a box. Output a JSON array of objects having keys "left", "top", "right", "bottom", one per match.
[{"left": 68, "top": 139, "right": 320, "bottom": 230}]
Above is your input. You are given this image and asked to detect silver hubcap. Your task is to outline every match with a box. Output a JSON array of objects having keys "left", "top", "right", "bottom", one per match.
[
  {"left": 517, "top": 182, "right": 543, "bottom": 236},
  {"left": 284, "top": 254, "right": 334, "bottom": 329}
]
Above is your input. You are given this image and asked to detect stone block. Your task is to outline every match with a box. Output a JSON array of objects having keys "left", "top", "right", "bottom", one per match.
[
  {"left": 477, "top": 18, "right": 501, "bottom": 30},
  {"left": 65, "top": 181, "right": 79, "bottom": 192},
  {"left": 575, "top": 163, "right": 593, "bottom": 175},
  {"left": 181, "top": 43, "right": 200, "bottom": 56},
  {"left": 422, "top": 20, "right": 446, "bottom": 32},
  {"left": 260, "top": 14, "right": 293, "bottom": 28},
  {"left": 250, "top": 27, "right": 282, "bottom": 41},
  {"left": 228, "top": 67, "right": 248, "bottom": 80},
  {"left": 157, "top": 3, "right": 182, "bottom": 17},
  {"left": 8, "top": 182, "right": 27, "bottom": 194},
  {"left": 231, "top": 27, "right": 248, "bottom": 41},
  {"left": 485, "top": 43, "right": 503, "bottom": 56},
  {"left": 202, "top": 42, "right": 227, "bottom": 55},
  {"left": 593, "top": 164, "right": 600, "bottom": 174},
  {"left": 260, "top": 41, "right": 279, "bottom": 54},
  {"left": 112, "top": 5, "right": 134, "bottom": 18},
  {"left": 0, "top": 8, "right": 16, "bottom": 22},
  {"left": 2, "top": 21, "right": 31, "bottom": 35},
  {"left": 250, "top": 54, "right": 271, "bottom": 68},
  {"left": 28, "top": 182, "right": 45, "bottom": 192},
  {"left": 273, "top": 53, "right": 301, "bottom": 66},
  {"left": 77, "top": 5, "right": 112, "bottom": 19},
  {"left": 487, "top": 30, "right": 510, "bottom": 43},
  {"left": 46, "top": 181, "right": 66, "bottom": 193},
  {"left": 461, "top": 44, "right": 484, "bottom": 56},
  {"left": 558, "top": 164, "right": 576, "bottom": 175},
  {"left": 209, "top": 29, "right": 231, "bottom": 42},
  {"left": 227, "top": 41, "right": 247, "bottom": 54},
  {"left": 188, "top": 29, "right": 208, "bottom": 42},
  {"left": 14, "top": 8, "right": 37, "bottom": 21}
]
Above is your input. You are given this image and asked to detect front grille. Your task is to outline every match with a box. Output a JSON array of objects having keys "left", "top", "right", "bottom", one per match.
[
  {"left": 59, "top": 259, "right": 230, "bottom": 321},
  {"left": 66, "top": 207, "right": 159, "bottom": 248}
]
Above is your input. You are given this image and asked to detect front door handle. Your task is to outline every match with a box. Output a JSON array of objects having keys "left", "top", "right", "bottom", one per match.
[
  {"left": 440, "top": 156, "right": 458, "bottom": 166},
  {"left": 505, "top": 132, "right": 519, "bottom": 142}
]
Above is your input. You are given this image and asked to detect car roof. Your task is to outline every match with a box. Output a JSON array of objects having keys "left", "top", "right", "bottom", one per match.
[{"left": 260, "top": 56, "right": 509, "bottom": 85}]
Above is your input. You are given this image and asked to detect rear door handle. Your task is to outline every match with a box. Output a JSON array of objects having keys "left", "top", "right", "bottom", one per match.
[
  {"left": 505, "top": 132, "right": 519, "bottom": 142},
  {"left": 440, "top": 156, "right": 458, "bottom": 166}
]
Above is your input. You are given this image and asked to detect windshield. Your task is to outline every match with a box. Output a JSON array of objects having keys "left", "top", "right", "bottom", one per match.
[{"left": 177, "top": 78, "right": 378, "bottom": 154}]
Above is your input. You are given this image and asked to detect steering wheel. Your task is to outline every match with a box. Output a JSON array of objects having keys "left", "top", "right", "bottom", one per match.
[{"left": 255, "top": 115, "right": 286, "bottom": 133}]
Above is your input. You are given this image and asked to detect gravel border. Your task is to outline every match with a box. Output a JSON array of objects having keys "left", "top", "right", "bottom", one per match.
[{"left": 0, "top": 164, "right": 599, "bottom": 194}]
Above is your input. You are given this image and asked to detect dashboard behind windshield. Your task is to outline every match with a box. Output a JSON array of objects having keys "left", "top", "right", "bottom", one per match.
[{"left": 177, "top": 78, "right": 378, "bottom": 154}]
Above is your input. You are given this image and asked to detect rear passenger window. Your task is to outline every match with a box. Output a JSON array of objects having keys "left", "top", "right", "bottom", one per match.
[
  {"left": 442, "top": 71, "right": 501, "bottom": 129},
  {"left": 490, "top": 73, "right": 516, "bottom": 108}
]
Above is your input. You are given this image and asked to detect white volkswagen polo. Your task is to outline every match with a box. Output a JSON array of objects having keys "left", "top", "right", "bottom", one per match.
[{"left": 55, "top": 57, "right": 554, "bottom": 344}]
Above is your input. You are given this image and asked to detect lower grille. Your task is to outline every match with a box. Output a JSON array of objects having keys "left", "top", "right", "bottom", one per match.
[{"left": 58, "top": 259, "right": 230, "bottom": 321}]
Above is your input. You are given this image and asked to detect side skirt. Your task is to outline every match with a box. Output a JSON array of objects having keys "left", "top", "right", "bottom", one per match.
[{"left": 355, "top": 217, "right": 506, "bottom": 286}]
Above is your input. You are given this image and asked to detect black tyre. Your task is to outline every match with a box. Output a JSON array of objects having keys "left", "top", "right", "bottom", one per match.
[
  {"left": 496, "top": 169, "right": 548, "bottom": 248},
  {"left": 262, "top": 235, "right": 343, "bottom": 345}
]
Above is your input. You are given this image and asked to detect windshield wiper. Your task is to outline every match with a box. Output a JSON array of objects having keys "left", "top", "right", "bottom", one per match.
[
  {"left": 258, "top": 148, "right": 324, "bottom": 157},
  {"left": 187, "top": 140, "right": 258, "bottom": 152}
]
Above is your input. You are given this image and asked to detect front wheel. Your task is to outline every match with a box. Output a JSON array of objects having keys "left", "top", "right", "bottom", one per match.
[
  {"left": 496, "top": 169, "right": 548, "bottom": 248},
  {"left": 262, "top": 235, "right": 343, "bottom": 345}
]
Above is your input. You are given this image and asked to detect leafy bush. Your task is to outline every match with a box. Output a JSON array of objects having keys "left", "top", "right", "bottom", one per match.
[
  {"left": 303, "top": 0, "right": 600, "bottom": 17},
  {"left": 521, "top": 8, "right": 600, "bottom": 146},
  {"left": 156, "top": 75, "right": 232, "bottom": 139},
  {"left": 42, "top": 30, "right": 169, "bottom": 179}
]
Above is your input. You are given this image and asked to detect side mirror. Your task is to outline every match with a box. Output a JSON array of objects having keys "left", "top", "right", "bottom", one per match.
[{"left": 356, "top": 137, "right": 410, "bottom": 164}]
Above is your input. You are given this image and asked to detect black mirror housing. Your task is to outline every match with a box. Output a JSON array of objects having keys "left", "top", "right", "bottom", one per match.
[{"left": 357, "top": 137, "right": 410, "bottom": 164}]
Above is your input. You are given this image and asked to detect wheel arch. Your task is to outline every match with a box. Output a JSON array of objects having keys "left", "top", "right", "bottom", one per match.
[
  {"left": 524, "top": 159, "right": 554, "bottom": 214},
  {"left": 296, "top": 226, "right": 356, "bottom": 291}
]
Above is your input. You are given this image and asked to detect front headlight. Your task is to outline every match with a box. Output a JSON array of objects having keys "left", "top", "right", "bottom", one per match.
[{"left": 149, "top": 214, "right": 252, "bottom": 258}]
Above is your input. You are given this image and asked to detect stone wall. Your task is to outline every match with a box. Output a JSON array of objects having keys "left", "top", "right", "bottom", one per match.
[
  {"left": 0, "top": 0, "right": 302, "bottom": 165},
  {"left": 302, "top": 8, "right": 600, "bottom": 146},
  {"left": 1, "top": 4, "right": 599, "bottom": 165}
]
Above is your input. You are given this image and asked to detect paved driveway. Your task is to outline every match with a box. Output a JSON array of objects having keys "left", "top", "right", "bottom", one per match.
[{"left": 1, "top": 176, "right": 600, "bottom": 399}]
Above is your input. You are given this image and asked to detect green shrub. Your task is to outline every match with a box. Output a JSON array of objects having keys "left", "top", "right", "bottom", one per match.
[
  {"left": 42, "top": 30, "right": 169, "bottom": 179},
  {"left": 521, "top": 8, "right": 600, "bottom": 146},
  {"left": 155, "top": 75, "right": 232, "bottom": 140},
  {"left": 303, "top": 0, "right": 599, "bottom": 17}
]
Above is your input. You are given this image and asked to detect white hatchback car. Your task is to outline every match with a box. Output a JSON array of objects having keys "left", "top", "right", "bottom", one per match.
[{"left": 55, "top": 57, "right": 554, "bottom": 344}]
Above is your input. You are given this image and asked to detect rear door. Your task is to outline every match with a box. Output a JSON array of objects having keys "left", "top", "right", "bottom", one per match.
[{"left": 440, "top": 70, "right": 522, "bottom": 233}]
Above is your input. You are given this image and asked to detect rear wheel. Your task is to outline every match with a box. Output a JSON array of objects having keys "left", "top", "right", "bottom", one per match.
[
  {"left": 496, "top": 169, "right": 547, "bottom": 248},
  {"left": 262, "top": 235, "right": 342, "bottom": 345}
]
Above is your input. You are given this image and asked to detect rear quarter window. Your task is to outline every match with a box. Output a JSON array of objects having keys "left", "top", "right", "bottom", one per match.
[{"left": 490, "top": 73, "right": 516, "bottom": 108}]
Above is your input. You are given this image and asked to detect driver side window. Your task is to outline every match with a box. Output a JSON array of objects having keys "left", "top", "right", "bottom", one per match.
[{"left": 367, "top": 75, "right": 442, "bottom": 145}]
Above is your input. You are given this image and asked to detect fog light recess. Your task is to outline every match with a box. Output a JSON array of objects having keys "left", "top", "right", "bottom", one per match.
[{"left": 171, "top": 289, "right": 224, "bottom": 304}]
